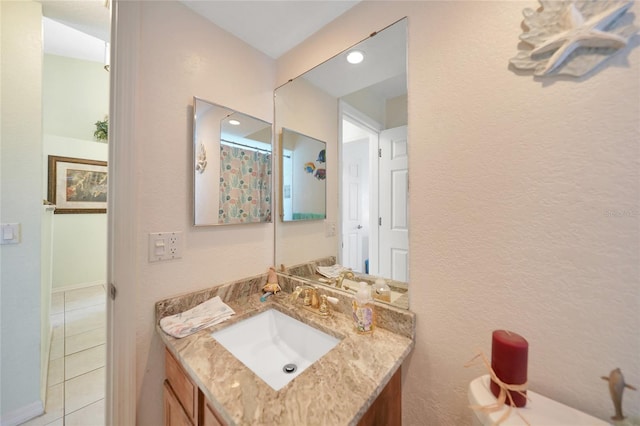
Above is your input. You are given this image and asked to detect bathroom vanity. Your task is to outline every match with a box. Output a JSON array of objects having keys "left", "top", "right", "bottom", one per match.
[
  {"left": 164, "top": 347, "right": 225, "bottom": 426},
  {"left": 156, "top": 276, "right": 415, "bottom": 426}
]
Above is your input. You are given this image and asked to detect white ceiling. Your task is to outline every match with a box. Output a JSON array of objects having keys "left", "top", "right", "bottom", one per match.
[
  {"left": 43, "top": 16, "right": 107, "bottom": 63},
  {"left": 39, "top": 0, "right": 110, "bottom": 41},
  {"left": 39, "top": 0, "right": 109, "bottom": 62},
  {"left": 180, "top": 1, "right": 360, "bottom": 59}
]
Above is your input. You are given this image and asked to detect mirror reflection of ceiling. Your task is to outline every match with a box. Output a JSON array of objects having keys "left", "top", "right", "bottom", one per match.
[
  {"left": 342, "top": 120, "right": 371, "bottom": 143},
  {"left": 301, "top": 21, "right": 407, "bottom": 99},
  {"left": 221, "top": 114, "right": 272, "bottom": 149}
]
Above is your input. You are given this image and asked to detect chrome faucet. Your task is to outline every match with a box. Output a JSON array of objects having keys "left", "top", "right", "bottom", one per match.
[{"left": 335, "top": 270, "right": 355, "bottom": 289}]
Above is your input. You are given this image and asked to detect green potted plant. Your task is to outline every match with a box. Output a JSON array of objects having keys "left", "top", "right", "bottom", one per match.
[{"left": 94, "top": 116, "right": 108, "bottom": 141}]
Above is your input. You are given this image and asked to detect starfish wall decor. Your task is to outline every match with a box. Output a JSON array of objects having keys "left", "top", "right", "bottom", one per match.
[{"left": 510, "top": 0, "right": 638, "bottom": 77}]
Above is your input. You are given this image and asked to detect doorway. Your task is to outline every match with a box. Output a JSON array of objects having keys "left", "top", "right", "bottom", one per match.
[
  {"left": 377, "top": 125, "right": 409, "bottom": 282},
  {"left": 340, "top": 108, "right": 409, "bottom": 281},
  {"left": 341, "top": 116, "right": 378, "bottom": 274},
  {"left": 18, "top": 11, "right": 111, "bottom": 426}
]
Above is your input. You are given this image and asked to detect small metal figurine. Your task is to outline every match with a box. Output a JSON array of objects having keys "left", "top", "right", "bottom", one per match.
[{"left": 602, "top": 368, "right": 637, "bottom": 421}]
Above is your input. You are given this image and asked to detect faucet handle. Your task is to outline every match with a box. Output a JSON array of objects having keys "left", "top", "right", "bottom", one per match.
[
  {"left": 290, "top": 286, "right": 303, "bottom": 303},
  {"left": 319, "top": 295, "right": 329, "bottom": 316},
  {"left": 319, "top": 294, "right": 339, "bottom": 316}
]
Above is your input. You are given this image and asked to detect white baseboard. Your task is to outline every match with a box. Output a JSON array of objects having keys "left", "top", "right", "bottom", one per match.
[
  {"left": 52, "top": 280, "right": 105, "bottom": 294},
  {"left": 40, "top": 325, "right": 53, "bottom": 402},
  {"left": 0, "top": 400, "right": 44, "bottom": 426}
]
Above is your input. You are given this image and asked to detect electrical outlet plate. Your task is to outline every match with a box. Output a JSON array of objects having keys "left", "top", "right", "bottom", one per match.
[
  {"left": 325, "top": 221, "right": 336, "bottom": 237},
  {"left": 148, "top": 231, "right": 183, "bottom": 262}
]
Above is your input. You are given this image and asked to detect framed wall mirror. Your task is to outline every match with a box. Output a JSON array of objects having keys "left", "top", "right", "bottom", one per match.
[
  {"left": 281, "top": 128, "right": 327, "bottom": 221},
  {"left": 193, "top": 97, "right": 272, "bottom": 226},
  {"left": 274, "top": 18, "right": 409, "bottom": 309}
]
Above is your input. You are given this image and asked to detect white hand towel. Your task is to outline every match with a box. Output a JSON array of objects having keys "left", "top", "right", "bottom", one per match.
[{"left": 160, "top": 296, "right": 235, "bottom": 338}]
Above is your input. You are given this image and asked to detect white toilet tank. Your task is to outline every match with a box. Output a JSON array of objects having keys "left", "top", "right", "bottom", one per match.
[{"left": 468, "top": 375, "right": 610, "bottom": 425}]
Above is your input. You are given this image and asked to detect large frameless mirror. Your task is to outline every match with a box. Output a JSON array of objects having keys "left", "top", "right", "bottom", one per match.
[
  {"left": 275, "top": 18, "right": 409, "bottom": 309},
  {"left": 193, "top": 97, "right": 272, "bottom": 226}
]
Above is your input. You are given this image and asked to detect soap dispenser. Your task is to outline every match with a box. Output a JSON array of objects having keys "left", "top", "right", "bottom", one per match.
[
  {"left": 352, "top": 282, "right": 375, "bottom": 334},
  {"left": 372, "top": 278, "right": 391, "bottom": 303}
]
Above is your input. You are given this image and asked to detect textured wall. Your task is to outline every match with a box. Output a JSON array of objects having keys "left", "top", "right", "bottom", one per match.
[
  {"left": 278, "top": 1, "right": 639, "bottom": 424},
  {"left": 0, "top": 1, "right": 44, "bottom": 421},
  {"left": 131, "top": 3, "right": 276, "bottom": 425}
]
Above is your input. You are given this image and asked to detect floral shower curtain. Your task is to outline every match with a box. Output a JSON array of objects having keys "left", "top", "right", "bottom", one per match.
[{"left": 219, "top": 144, "right": 272, "bottom": 223}]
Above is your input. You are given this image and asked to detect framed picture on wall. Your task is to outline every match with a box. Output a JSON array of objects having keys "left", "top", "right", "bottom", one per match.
[{"left": 47, "top": 155, "right": 107, "bottom": 214}]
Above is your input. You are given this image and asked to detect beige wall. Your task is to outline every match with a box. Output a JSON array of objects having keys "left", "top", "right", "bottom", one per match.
[
  {"left": 6, "top": 0, "right": 636, "bottom": 422},
  {"left": 275, "top": 77, "right": 338, "bottom": 266},
  {"left": 278, "top": 1, "right": 639, "bottom": 424},
  {"left": 119, "top": 1, "right": 639, "bottom": 424},
  {"left": 386, "top": 94, "right": 407, "bottom": 128},
  {"left": 131, "top": 3, "right": 276, "bottom": 425},
  {"left": 342, "top": 88, "right": 386, "bottom": 126}
]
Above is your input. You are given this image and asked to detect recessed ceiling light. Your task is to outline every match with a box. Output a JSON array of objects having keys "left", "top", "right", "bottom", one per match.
[
  {"left": 346, "top": 50, "right": 365, "bottom": 64},
  {"left": 228, "top": 119, "right": 240, "bottom": 126}
]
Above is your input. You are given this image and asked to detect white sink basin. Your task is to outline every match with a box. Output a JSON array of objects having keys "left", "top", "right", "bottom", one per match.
[{"left": 211, "top": 309, "right": 340, "bottom": 391}]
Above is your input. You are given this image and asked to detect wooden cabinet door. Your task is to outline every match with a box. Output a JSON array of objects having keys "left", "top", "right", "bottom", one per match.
[
  {"left": 357, "top": 367, "right": 402, "bottom": 426},
  {"left": 165, "top": 349, "right": 198, "bottom": 424},
  {"left": 164, "top": 381, "right": 194, "bottom": 426},
  {"left": 202, "top": 401, "right": 225, "bottom": 426}
]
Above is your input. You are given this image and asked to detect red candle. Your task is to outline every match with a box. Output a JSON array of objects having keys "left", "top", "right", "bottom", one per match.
[{"left": 490, "top": 330, "right": 528, "bottom": 407}]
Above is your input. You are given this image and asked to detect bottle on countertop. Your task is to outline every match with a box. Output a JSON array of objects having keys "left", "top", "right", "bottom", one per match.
[
  {"left": 372, "top": 278, "right": 391, "bottom": 303},
  {"left": 352, "top": 281, "right": 375, "bottom": 334}
]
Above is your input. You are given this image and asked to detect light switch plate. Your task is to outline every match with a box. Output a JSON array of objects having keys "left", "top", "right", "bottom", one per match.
[
  {"left": 148, "top": 231, "right": 183, "bottom": 262},
  {"left": 1, "top": 223, "right": 20, "bottom": 244}
]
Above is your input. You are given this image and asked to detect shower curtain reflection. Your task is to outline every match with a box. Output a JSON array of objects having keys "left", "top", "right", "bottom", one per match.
[{"left": 218, "top": 143, "right": 272, "bottom": 223}]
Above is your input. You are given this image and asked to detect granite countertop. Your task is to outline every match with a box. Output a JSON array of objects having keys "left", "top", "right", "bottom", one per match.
[{"left": 157, "top": 290, "right": 415, "bottom": 426}]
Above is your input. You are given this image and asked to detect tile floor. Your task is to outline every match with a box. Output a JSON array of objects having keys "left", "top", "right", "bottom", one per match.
[{"left": 21, "top": 285, "right": 106, "bottom": 426}]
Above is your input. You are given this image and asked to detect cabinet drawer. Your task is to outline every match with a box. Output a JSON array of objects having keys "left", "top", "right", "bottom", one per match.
[{"left": 165, "top": 348, "right": 197, "bottom": 424}]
